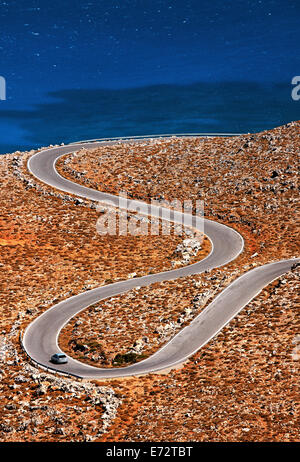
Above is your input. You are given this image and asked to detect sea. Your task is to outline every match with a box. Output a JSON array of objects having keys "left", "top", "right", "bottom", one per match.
[{"left": 0, "top": 0, "right": 299, "bottom": 154}]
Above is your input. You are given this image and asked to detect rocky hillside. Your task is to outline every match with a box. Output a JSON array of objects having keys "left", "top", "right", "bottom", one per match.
[{"left": 0, "top": 121, "right": 299, "bottom": 442}]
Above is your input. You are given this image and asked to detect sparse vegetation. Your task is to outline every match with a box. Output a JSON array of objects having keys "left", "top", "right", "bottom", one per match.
[
  {"left": 112, "top": 352, "right": 148, "bottom": 366},
  {"left": 0, "top": 121, "right": 299, "bottom": 442}
]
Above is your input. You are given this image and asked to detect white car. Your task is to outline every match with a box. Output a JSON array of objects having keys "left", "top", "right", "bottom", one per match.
[{"left": 50, "top": 353, "right": 68, "bottom": 364}]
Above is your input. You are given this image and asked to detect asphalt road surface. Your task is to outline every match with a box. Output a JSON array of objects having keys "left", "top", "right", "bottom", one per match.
[{"left": 22, "top": 137, "right": 299, "bottom": 378}]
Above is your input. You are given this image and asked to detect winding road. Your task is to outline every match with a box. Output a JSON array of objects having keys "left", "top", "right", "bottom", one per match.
[{"left": 22, "top": 136, "right": 299, "bottom": 379}]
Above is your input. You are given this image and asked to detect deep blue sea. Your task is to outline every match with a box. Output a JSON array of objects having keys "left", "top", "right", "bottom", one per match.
[{"left": 0, "top": 0, "right": 300, "bottom": 154}]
